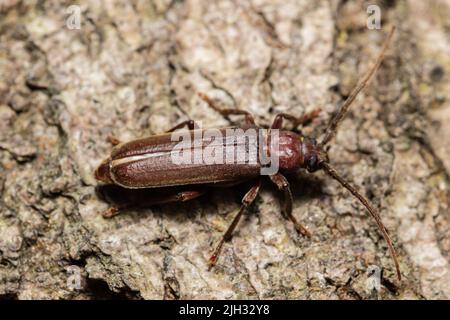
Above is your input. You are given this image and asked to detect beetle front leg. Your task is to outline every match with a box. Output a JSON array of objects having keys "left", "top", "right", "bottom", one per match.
[
  {"left": 208, "top": 180, "right": 261, "bottom": 270},
  {"left": 271, "top": 109, "right": 321, "bottom": 130},
  {"left": 269, "top": 173, "right": 311, "bottom": 237},
  {"left": 198, "top": 92, "right": 256, "bottom": 126}
]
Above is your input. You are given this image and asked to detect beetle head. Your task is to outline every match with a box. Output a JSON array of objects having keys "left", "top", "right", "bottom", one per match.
[{"left": 301, "top": 137, "right": 329, "bottom": 173}]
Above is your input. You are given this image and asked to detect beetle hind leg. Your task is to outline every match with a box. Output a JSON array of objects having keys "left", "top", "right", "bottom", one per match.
[
  {"left": 100, "top": 188, "right": 206, "bottom": 218},
  {"left": 102, "top": 206, "right": 121, "bottom": 218},
  {"left": 167, "top": 119, "right": 198, "bottom": 132}
]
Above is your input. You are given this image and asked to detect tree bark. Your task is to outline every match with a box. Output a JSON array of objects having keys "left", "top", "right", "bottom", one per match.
[{"left": 0, "top": 0, "right": 449, "bottom": 299}]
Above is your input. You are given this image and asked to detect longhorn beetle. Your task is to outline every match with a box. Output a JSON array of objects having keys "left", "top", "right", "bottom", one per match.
[{"left": 95, "top": 27, "right": 401, "bottom": 280}]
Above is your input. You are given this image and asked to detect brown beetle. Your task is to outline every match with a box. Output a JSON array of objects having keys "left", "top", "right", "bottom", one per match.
[{"left": 95, "top": 27, "right": 400, "bottom": 280}]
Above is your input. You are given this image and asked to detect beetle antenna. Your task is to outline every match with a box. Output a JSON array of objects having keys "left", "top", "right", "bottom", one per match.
[
  {"left": 319, "top": 27, "right": 395, "bottom": 147},
  {"left": 321, "top": 161, "right": 401, "bottom": 281}
]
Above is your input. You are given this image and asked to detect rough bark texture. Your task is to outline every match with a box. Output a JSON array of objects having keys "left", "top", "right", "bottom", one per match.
[{"left": 0, "top": 0, "right": 449, "bottom": 300}]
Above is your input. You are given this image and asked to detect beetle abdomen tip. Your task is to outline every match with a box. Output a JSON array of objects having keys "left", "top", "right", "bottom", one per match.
[{"left": 95, "top": 159, "right": 113, "bottom": 184}]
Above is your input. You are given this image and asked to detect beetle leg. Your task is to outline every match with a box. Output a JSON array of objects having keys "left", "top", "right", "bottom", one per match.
[
  {"left": 107, "top": 135, "right": 122, "bottom": 146},
  {"left": 167, "top": 119, "right": 198, "bottom": 132},
  {"left": 102, "top": 206, "right": 121, "bottom": 218},
  {"left": 271, "top": 109, "right": 321, "bottom": 130},
  {"left": 101, "top": 189, "right": 206, "bottom": 218},
  {"left": 198, "top": 92, "right": 256, "bottom": 126},
  {"left": 106, "top": 120, "right": 197, "bottom": 146},
  {"left": 208, "top": 180, "right": 261, "bottom": 270},
  {"left": 269, "top": 173, "right": 311, "bottom": 237}
]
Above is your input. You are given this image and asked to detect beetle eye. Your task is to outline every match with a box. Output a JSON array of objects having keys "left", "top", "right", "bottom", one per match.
[{"left": 307, "top": 155, "right": 318, "bottom": 171}]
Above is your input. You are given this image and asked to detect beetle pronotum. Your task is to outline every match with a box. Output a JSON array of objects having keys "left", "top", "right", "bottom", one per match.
[{"left": 95, "top": 27, "right": 401, "bottom": 280}]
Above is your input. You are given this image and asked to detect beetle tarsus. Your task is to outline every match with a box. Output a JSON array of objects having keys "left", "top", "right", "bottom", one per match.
[
  {"left": 291, "top": 217, "right": 312, "bottom": 238},
  {"left": 207, "top": 250, "right": 221, "bottom": 271},
  {"left": 107, "top": 136, "right": 122, "bottom": 146},
  {"left": 174, "top": 190, "right": 206, "bottom": 202},
  {"left": 102, "top": 206, "right": 120, "bottom": 218}
]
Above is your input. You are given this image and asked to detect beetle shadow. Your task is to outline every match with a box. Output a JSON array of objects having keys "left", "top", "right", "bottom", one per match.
[{"left": 284, "top": 171, "right": 327, "bottom": 202}]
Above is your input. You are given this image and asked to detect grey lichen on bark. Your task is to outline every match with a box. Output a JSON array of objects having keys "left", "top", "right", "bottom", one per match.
[{"left": 0, "top": 0, "right": 449, "bottom": 299}]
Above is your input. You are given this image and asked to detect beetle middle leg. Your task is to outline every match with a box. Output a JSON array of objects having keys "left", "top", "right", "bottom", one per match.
[
  {"left": 271, "top": 109, "right": 321, "bottom": 130},
  {"left": 198, "top": 92, "right": 256, "bottom": 126},
  {"left": 208, "top": 179, "right": 261, "bottom": 270},
  {"left": 269, "top": 173, "right": 311, "bottom": 237}
]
